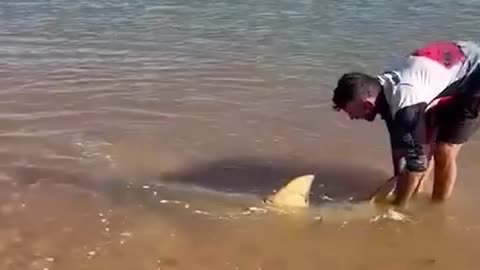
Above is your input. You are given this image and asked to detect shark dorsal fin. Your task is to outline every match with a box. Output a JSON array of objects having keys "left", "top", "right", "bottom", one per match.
[{"left": 264, "top": 174, "right": 315, "bottom": 208}]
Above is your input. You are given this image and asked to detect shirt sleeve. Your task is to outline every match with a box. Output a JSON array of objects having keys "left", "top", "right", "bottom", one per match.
[
  {"left": 384, "top": 118, "right": 406, "bottom": 175},
  {"left": 388, "top": 103, "right": 430, "bottom": 172}
]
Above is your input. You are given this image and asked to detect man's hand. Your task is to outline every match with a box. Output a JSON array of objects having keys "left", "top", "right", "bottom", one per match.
[{"left": 370, "top": 158, "right": 433, "bottom": 205}]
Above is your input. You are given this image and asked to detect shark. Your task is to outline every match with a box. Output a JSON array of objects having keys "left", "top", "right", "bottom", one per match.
[
  {"left": 139, "top": 173, "right": 407, "bottom": 222},
  {"left": 258, "top": 174, "right": 407, "bottom": 222},
  {"left": 262, "top": 174, "right": 316, "bottom": 208},
  {"left": 262, "top": 174, "right": 397, "bottom": 208}
]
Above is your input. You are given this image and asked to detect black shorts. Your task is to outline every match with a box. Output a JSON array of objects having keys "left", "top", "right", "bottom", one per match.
[{"left": 434, "top": 67, "right": 480, "bottom": 144}]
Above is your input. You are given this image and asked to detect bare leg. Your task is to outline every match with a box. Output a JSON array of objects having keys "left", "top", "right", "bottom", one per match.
[
  {"left": 387, "top": 158, "right": 434, "bottom": 207},
  {"left": 432, "top": 142, "right": 462, "bottom": 201},
  {"left": 392, "top": 171, "right": 424, "bottom": 207},
  {"left": 413, "top": 157, "right": 435, "bottom": 195}
]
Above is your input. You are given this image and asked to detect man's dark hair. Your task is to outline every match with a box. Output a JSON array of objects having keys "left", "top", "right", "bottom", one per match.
[{"left": 332, "top": 72, "right": 380, "bottom": 111}]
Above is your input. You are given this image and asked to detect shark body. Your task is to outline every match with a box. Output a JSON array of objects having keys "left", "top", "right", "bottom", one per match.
[
  {"left": 263, "top": 174, "right": 396, "bottom": 209},
  {"left": 259, "top": 174, "right": 407, "bottom": 222}
]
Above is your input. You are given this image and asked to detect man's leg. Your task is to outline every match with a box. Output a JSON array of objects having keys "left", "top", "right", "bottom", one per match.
[
  {"left": 432, "top": 65, "right": 480, "bottom": 201},
  {"left": 414, "top": 155, "right": 435, "bottom": 195},
  {"left": 432, "top": 142, "right": 462, "bottom": 201},
  {"left": 433, "top": 94, "right": 480, "bottom": 201}
]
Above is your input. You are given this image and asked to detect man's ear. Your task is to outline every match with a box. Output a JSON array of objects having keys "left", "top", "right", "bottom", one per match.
[
  {"left": 363, "top": 99, "right": 378, "bottom": 121},
  {"left": 363, "top": 100, "right": 375, "bottom": 111}
]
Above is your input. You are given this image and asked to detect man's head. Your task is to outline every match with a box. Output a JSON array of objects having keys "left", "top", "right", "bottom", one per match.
[{"left": 332, "top": 72, "right": 381, "bottom": 121}]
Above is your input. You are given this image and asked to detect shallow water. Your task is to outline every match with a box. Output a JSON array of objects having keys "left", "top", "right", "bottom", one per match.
[{"left": 1, "top": 0, "right": 480, "bottom": 269}]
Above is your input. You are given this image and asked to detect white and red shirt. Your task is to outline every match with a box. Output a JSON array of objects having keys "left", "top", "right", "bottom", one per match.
[{"left": 375, "top": 40, "right": 480, "bottom": 172}]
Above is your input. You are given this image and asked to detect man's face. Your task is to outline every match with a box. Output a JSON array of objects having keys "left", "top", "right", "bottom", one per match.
[{"left": 343, "top": 98, "right": 376, "bottom": 121}]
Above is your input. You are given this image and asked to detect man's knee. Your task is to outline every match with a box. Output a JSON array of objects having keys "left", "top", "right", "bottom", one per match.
[
  {"left": 432, "top": 142, "right": 462, "bottom": 202},
  {"left": 434, "top": 142, "right": 462, "bottom": 164}
]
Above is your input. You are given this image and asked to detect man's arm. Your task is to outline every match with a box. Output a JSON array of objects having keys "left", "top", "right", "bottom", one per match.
[
  {"left": 388, "top": 103, "right": 430, "bottom": 206},
  {"left": 391, "top": 142, "right": 406, "bottom": 176},
  {"left": 385, "top": 115, "right": 406, "bottom": 176}
]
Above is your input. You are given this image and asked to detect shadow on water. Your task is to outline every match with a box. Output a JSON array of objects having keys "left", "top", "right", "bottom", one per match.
[
  {"left": 158, "top": 156, "right": 391, "bottom": 205},
  {"left": 0, "top": 157, "right": 392, "bottom": 207}
]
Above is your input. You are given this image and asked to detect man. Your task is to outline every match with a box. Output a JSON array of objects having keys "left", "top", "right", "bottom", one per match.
[{"left": 331, "top": 40, "right": 480, "bottom": 206}]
